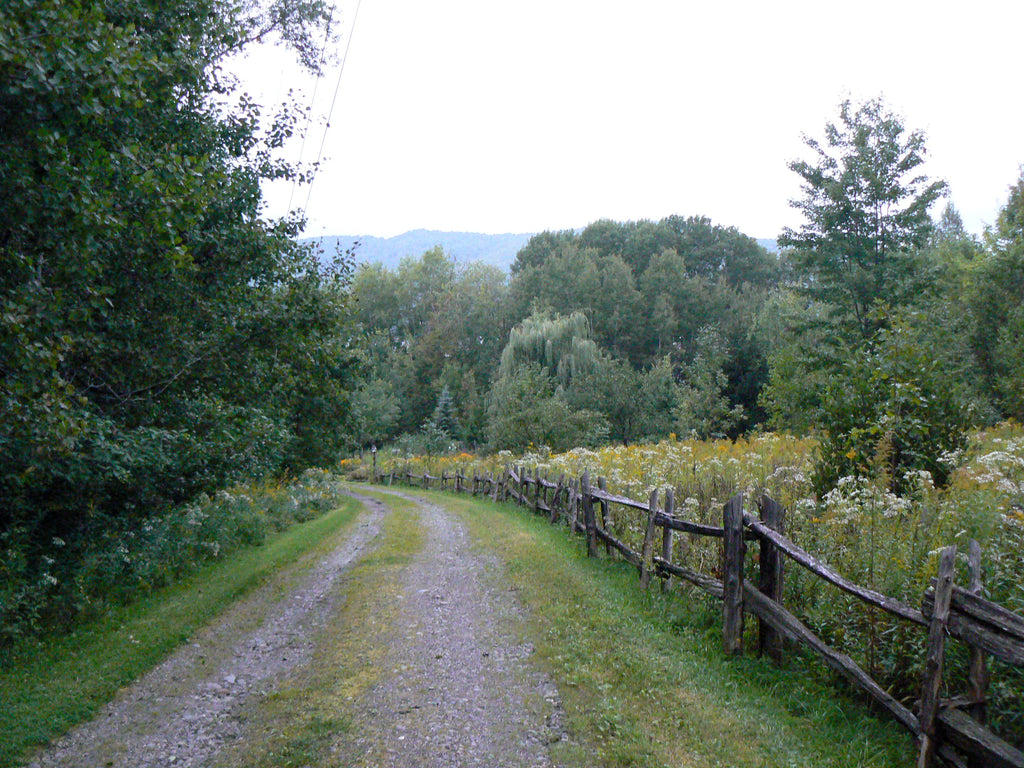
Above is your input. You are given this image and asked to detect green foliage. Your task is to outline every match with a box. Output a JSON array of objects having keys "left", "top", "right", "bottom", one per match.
[
  {"left": 993, "top": 306, "right": 1024, "bottom": 418},
  {"left": 0, "top": 0, "right": 355, "bottom": 641},
  {"left": 511, "top": 216, "right": 778, "bottom": 368},
  {"left": 349, "top": 378, "right": 401, "bottom": 448},
  {"left": 568, "top": 357, "right": 645, "bottom": 445},
  {"left": 347, "top": 251, "right": 510, "bottom": 439},
  {"left": 971, "top": 171, "right": 1024, "bottom": 419},
  {"left": 759, "top": 291, "right": 842, "bottom": 432},
  {"left": 496, "top": 310, "right": 603, "bottom": 391},
  {"left": 486, "top": 364, "right": 608, "bottom": 452},
  {"left": 812, "top": 315, "right": 972, "bottom": 496},
  {"left": 636, "top": 357, "right": 680, "bottom": 439},
  {"left": 430, "top": 385, "right": 461, "bottom": 438},
  {"left": 780, "top": 97, "right": 947, "bottom": 340},
  {"left": 0, "top": 470, "right": 344, "bottom": 647},
  {"left": 675, "top": 326, "right": 746, "bottom": 439}
]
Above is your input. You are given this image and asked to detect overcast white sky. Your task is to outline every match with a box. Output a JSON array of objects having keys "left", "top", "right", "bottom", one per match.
[{"left": 233, "top": 0, "right": 1023, "bottom": 241}]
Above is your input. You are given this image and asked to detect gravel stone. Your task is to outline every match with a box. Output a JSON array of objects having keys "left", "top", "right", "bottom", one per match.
[{"left": 336, "top": 492, "right": 569, "bottom": 767}]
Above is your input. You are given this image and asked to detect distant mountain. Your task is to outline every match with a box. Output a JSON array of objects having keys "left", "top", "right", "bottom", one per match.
[
  {"left": 307, "top": 229, "right": 535, "bottom": 272},
  {"left": 306, "top": 230, "right": 780, "bottom": 273}
]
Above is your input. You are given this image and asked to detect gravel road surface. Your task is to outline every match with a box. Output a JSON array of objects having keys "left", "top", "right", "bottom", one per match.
[{"left": 25, "top": 489, "right": 569, "bottom": 767}]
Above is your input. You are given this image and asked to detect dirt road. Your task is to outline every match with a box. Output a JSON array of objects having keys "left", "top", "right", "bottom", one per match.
[{"left": 26, "top": 488, "right": 568, "bottom": 768}]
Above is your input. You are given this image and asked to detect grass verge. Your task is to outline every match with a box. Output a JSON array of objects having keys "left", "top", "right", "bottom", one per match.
[
  {"left": 0, "top": 495, "right": 362, "bottom": 768},
  {"left": 422, "top": 489, "right": 916, "bottom": 768}
]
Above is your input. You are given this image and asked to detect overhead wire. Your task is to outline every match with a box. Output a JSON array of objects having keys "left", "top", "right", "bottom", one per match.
[
  {"left": 285, "top": 1, "right": 338, "bottom": 213},
  {"left": 301, "top": 0, "right": 365, "bottom": 224}
]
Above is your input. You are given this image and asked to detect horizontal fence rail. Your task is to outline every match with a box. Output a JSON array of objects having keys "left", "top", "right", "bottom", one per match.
[{"left": 368, "top": 462, "right": 1024, "bottom": 768}]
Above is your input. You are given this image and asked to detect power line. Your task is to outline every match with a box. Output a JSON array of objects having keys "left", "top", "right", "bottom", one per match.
[
  {"left": 302, "top": 0, "right": 364, "bottom": 223},
  {"left": 285, "top": 2, "right": 338, "bottom": 213}
]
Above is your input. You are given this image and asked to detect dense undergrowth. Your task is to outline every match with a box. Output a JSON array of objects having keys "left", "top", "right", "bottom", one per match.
[
  {"left": 0, "top": 469, "right": 347, "bottom": 654},
  {"left": 354, "top": 422, "right": 1024, "bottom": 746}
]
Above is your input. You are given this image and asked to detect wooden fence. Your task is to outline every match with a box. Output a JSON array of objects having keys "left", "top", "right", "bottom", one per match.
[{"left": 373, "top": 464, "right": 1024, "bottom": 768}]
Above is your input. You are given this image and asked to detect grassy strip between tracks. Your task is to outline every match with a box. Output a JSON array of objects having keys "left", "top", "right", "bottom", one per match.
[
  {"left": 422, "top": 488, "right": 915, "bottom": 768},
  {"left": 211, "top": 487, "right": 425, "bottom": 768},
  {"left": 0, "top": 495, "right": 363, "bottom": 768}
]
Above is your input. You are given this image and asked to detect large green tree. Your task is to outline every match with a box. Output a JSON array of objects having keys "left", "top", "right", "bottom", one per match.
[
  {"left": 771, "top": 99, "right": 977, "bottom": 494},
  {"left": 779, "top": 98, "right": 946, "bottom": 340},
  {"left": 0, "top": 0, "right": 351, "bottom": 632}
]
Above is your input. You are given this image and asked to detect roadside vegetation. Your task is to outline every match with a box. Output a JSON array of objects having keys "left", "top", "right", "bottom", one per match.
[
  {"left": 0, "top": 486, "right": 360, "bottom": 768},
  {"left": 364, "top": 421, "right": 1024, "bottom": 745}
]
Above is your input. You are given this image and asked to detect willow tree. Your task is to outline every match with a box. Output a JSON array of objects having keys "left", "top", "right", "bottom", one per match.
[
  {"left": 496, "top": 311, "right": 603, "bottom": 393},
  {"left": 487, "top": 311, "right": 609, "bottom": 451}
]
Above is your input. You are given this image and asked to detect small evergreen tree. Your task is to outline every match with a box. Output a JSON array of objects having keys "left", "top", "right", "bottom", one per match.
[{"left": 431, "top": 386, "right": 461, "bottom": 439}]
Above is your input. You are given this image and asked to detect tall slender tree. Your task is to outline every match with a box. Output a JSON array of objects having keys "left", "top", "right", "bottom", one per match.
[{"left": 780, "top": 98, "right": 946, "bottom": 339}]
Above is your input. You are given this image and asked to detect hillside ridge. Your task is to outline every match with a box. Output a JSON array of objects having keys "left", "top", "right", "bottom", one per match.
[{"left": 307, "top": 230, "right": 779, "bottom": 272}]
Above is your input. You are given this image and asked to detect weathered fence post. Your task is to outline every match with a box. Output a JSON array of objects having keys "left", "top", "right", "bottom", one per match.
[
  {"left": 551, "top": 473, "right": 565, "bottom": 524},
  {"left": 917, "top": 545, "right": 957, "bottom": 768},
  {"left": 568, "top": 478, "right": 580, "bottom": 533},
  {"left": 597, "top": 476, "right": 611, "bottom": 555},
  {"left": 722, "top": 494, "right": 746, "bottom": 655},
  {"left": 582, "top": 472, "right": 597, "bottom": 557},
  {"left": 533, "top": 468, "right": 541, "bottom": 514},
  {"left": 758, "top": 495, "right": 785, "bottom": 663},
  {"left": 660, "top": 488, "right": 675, "bottom": 593},
  {"left": 639, "top": 488, "right": 660, "bottom": 588},
  {"left": 966, "top": 538, "right": 990, "bottom": 724}
]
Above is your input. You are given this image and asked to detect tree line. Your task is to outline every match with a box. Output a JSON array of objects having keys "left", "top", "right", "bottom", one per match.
[{"left": 349, "top": 106, "right": 1024, "bottom": 499}]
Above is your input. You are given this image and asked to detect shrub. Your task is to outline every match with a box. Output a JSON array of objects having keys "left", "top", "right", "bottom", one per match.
[{"left": 812, "top": 316, "right": 972, "bottom": 497}]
